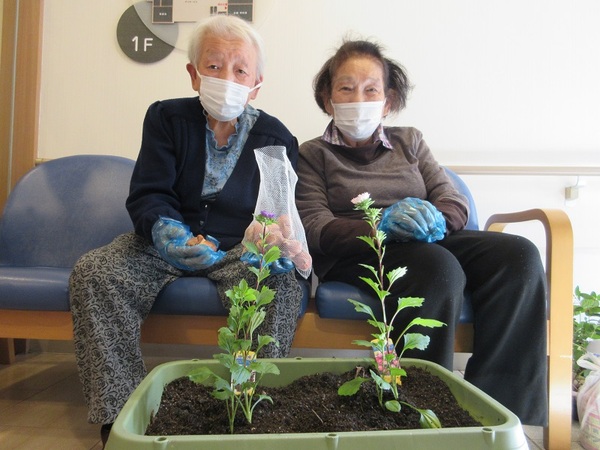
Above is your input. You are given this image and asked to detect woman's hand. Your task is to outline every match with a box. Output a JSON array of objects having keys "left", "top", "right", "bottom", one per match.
[
  {"left": 378, "top": 198, "right": 446, "bottom": 243},
  {"left": 151, "top": 217, "right": 226, "bottom": 270}
]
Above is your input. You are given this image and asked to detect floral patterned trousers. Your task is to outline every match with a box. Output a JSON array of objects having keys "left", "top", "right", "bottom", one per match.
[{"left": 69, "top": 232, "right": 302, "bottom": 424}]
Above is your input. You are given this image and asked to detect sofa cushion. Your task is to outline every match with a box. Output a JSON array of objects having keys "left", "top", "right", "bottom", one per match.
[
  {"left": 154, "top": 276, "right": 311, "bottom": 317},
  {"left": 315, "top": 281, "right": 474, "bottom": 323},
  {"left": 0, "top": 266, "right": 311, "bottom": 319},
  {"left": 0, "top": 267, "right": 71, "bottom": 310}
]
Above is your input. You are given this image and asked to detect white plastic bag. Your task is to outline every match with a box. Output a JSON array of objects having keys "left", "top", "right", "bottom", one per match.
[
  {"left": 244, "top": 146, "right": 312, "bottom": 279},
  {"left": 577, "top": 351, "right": 600, "bottom": 450}
]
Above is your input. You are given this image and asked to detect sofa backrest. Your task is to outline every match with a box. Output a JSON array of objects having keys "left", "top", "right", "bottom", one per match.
[
  {"left": 443, "top": 167, "right": 479, "bottom": 231},
  {"left": 0, "top": 158, "right": 477, "bottom": 268},
  {"left": 0, "top": 155, "right": 135, "bottom": 268}
]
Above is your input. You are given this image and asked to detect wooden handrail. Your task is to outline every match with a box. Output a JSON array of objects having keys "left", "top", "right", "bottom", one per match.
[{"left": 447, "top": 165, "right": 600, "bottom": 176}]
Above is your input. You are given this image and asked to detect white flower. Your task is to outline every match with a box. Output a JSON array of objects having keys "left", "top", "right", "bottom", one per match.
[{"left": 351, "top": 192, "right": 371, "bottom": 205}]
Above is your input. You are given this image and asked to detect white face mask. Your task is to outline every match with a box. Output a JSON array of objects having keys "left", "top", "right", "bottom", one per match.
[
  {"left": 331, "top": 100, "right": 385, "bottom": 142},
  {"left": 199, "top": 75, "right": 262, "bottom": 122}
]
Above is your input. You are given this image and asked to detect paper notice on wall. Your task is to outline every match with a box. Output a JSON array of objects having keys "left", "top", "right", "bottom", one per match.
[{"left": 151, "top": 0, "right": 253, "bottom": 24}]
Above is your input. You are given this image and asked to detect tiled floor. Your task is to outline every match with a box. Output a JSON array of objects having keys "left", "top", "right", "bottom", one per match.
[{"left": 0, "top": 344, "right": 585, "bottom": 449}]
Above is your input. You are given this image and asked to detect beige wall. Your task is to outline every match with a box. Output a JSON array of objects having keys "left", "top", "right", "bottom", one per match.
[
  {"left": 38, "top": 1, "right": 600, "bottom": 165},
  {"left": 6, "top": 1, "right": 600, "bottom": 292}
]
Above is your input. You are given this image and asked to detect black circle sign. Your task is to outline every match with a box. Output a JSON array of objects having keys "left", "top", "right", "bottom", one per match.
[{"left": 116, "top": 4, "right": 175, "bottom": 64}]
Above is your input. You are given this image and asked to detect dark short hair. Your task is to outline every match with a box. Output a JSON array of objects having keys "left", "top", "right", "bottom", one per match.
[{"left": 313, "top": 39, "right": 412, "bottom": 116}]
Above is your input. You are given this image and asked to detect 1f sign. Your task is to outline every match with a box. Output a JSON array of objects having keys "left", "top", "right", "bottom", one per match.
[
  {"left": 117, "top": 3, "right": 176, "bottom": 64},
  {"left": 131, "top": 36, "right": 154, "bottom": 53}
]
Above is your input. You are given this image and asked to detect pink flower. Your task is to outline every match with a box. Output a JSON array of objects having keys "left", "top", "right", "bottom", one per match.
[{"left": 351, "top": 192, "right": 370, "bottom": 205}]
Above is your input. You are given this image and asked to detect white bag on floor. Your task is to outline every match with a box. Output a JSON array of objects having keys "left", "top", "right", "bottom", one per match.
[{"left": 577, "top": 351, "right": 600, "bottom": 450}]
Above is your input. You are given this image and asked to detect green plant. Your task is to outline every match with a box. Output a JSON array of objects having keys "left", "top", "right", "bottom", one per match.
[
  {"left": 573, "top": 286, "right": 600, "bottom": 390},
  {"left": 337, "top": 193, "right": 446, "bottom": 428},
  {"left": 188, "top": 211, "right": 281, "bottom": 434}
]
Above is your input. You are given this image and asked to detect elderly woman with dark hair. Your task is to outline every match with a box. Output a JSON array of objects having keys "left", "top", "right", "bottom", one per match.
[{"left": 296, "top": 38, "right": 548, "bottom": 426}]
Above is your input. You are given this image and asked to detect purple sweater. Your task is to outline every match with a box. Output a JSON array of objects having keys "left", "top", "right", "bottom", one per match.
[{"left": 296, "top": 126, "right": 468, "bottom": 277}]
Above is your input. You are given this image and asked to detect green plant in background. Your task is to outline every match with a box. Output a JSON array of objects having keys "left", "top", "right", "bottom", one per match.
[
  {"left": 188, "top": 212, "right": 281, "bottom": 434},
  {"left": 573, "top": 286, "right": 600, "bottom": 391},
  {"left": 337, "top": 193, "right": 446, "bottom": 429}
]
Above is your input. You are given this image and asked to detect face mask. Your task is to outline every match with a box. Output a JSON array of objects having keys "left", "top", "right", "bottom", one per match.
[
  {"left": 331, "top": 100, "right": 385, "bottom": 142},
  {"left": 199, "top": 75, "right": 262, "bottom": 122}
]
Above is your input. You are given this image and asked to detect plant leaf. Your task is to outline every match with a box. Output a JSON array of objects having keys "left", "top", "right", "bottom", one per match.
[
  {"left": 389, "top": 367, "right": 406, "bottom": 379},
  {"left": 370, "top": 369, "right": 391, "bottom": 391},
  {"left": 250, "top": 394, "right": 274, "bottom": 415},
  {"left": 366, "top": 319, "right": 386, "bottom": 333},
  {"left": 256, "top": 286, "right": 276, "bottom": 308},
  {"left": 357, "top": 263, "right": 379, "bottom": 278},
  {"left": 397, "top": 297, "right": 424, "bottom": 310},
  {"left": 408, "top": 317, "right": 446, "bottom": 329},
  {"left": 248, "top": 310, "right": 267, "bottom": 336},
  {"left": 338, "top": 377, "right": 370, "bottom": 396},
  {"left": 250, "top": 360, "right": 280, "bottom": 375},
  {"left": 263, "top": 246, "right": 281, "bottom": 263},
  {"left": 257, "top": 334, "right": 277, "bottom": 348},
  {"left": 359, "top": 277, "right": 388, "bottom": 298},
  {"left": 385, "top": 400, "right": 401, "bottom": 412},
  {"left": 348, "top": 299, "right": 374, "bottom": 317},
  {"left": 188, "top": 367, "right": 215, "bottom": 384},
  {"left": 374, "top": 230, "right": 387, "bottom": 243},
  {"left": 244, "top": 241, "right": 259, "bottom": 255},
  {"left": 386, "top": 266, "right": 407, "bottom": 286},
  {"left": 418, "top": 409, "right": 442, "bottom": 429},
  {"left": 402, "top": 333, "right": 431, "bottom": 352},
  {"left": 357, "top": 236, "right": 377, "bottom": 251},
  {"left": 214, "top": 353, "right": 235, "bottom": 369},
  {"left": 230, "top": 362, "right": 253, "bottom": 385},
  {"left": 352, "top": 339, "right": 376, "bottom": 348},
  {"left": 212, "top": 387, "right": 232, "bottom": 401}
]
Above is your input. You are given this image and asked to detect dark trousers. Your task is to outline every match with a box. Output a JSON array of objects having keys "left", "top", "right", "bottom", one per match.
[{"left": 324, "top": 230, "right": 548, "bottom": 426}]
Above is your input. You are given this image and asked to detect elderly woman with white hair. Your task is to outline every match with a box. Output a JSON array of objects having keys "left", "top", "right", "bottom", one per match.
[{"left": 69, "top": 15, "right": 301, "bottom": 445}]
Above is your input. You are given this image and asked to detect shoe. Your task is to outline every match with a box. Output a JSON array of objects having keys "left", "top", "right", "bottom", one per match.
[{"left": 100, "top": 423, "right": 113, "bottom": 448}]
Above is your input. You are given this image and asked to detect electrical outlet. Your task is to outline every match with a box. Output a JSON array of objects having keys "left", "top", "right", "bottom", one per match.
[{"left": 565, "top": 186, "right": 579, "bottom": 200}]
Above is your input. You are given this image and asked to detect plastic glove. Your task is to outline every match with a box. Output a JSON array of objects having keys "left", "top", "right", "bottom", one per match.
[
  {"left": 240, "top": 252, "right": 295, "bottom": 275},
  {"left": 151, "top": 217, "right": 226, "bottom": 271},
  {"left": 378, "top": 198, "right": 446, "bottom": 243}
]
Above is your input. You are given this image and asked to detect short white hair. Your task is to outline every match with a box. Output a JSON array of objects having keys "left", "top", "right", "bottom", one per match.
[{"left": 188, "top": 15, "right": 266, "bottom": 79}]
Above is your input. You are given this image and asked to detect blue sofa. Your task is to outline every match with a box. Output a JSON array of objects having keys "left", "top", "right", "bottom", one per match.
[{"left": 0, "top": 154, "right": 573, "bottom": 449}]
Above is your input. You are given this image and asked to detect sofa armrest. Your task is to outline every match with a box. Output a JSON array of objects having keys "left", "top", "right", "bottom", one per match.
[{"left": 485, "top": 208, "right": 573, "bottom": 449}]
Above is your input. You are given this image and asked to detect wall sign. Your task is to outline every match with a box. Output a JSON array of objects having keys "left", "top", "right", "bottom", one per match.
[
  {"left": 152, "top": 0, "right": 254, "bottom": 24},
  {"left": 117, "top": 1, "right": 254, "bottom": 64},
  {"left": 116, "top": 2, "right": 177, "bottom": 64}
]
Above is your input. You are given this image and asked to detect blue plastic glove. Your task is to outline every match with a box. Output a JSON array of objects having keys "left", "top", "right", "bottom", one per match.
[
  {"left": 378, "top": 198, "right": 446, "bottom": 243},
  {"left": 240, "top": 252, "right": 295, "bottom": 275},
  {"left": 151, "top": 217, "right": 226, "bottom": 271}
]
